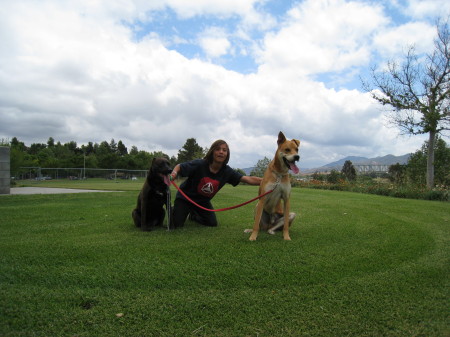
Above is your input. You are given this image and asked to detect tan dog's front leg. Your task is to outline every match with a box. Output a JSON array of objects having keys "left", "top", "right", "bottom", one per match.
[
  {"left": 249, "top": 200, "right": 264, "bottom": 241},
  {"left": 283, "top": 199, "right": 291, "bottom": 241}
]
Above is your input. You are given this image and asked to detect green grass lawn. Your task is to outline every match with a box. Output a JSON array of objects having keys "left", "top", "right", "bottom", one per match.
[
  {"left": 14, "top": 178, "right": 144, "bottom": 191},
  {"left": 1, "top": 183, "right": 449, "bottom": 336}
]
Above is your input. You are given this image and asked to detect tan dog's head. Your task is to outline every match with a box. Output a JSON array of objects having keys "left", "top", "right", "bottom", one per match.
[{"left": 277, "top": 131, "right": 300, "bottom": 174}]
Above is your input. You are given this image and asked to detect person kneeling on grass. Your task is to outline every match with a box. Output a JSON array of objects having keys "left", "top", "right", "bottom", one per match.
[{"left": 169, "top": 139, "right": 262, "bottom": 228}]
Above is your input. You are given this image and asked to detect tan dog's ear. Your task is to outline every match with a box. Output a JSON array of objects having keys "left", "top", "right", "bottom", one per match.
[
  {"left": 293, "top": 139, "right": 300, "bottom": 147},
  {"left": 277, "top": 131, "right": 286, "bottom": 145}
]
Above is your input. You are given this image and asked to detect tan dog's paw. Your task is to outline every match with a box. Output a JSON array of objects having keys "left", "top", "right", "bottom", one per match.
[
  {"left": 249, "top": 233, "right": 258, "bottom": 241},
  {"left": 283, "top": 234, "right": 291, "bottom": 241}
]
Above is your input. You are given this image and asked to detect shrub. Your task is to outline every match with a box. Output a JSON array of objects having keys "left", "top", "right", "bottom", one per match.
[
  {"left": 327, "top": 170, "right": 342, "bottom": 184},
  {"left": 424, "top": 189, "right": 449, "bottom": 201},
  {"left": 298, "top": 177, "right": 448, "bottom": 201}
]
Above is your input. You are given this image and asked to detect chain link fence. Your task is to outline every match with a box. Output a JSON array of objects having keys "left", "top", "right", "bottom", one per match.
[{"left": 16, "top": 167, "right": 148, "bottom": 181}]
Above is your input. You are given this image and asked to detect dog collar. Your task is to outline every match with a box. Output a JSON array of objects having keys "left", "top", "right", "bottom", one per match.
[
  {"left": 271, "top": 170, "right": 289, "bottom": 187},
  {"left": 271, "top": 170, "right": 288, "bottom": 179}
]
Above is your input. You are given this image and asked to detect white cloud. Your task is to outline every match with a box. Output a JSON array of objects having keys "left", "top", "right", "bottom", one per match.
[
  {"left": 165, "top": 0, "right": 258, "bottom": 18},
  {"left": 0, "top": 0, "right": 443, "bottom": 170},
  {"left": 373, "top": 21, "right": 436, "bottom": 58},
  {"left": 197, "top": 27, "right": 231, "bottom": 58},
  {"left": 402, "top": 0, "right": 450, "bottom": 19},
  {"left": 255, "top": 0, "right": 387, "bottom": 77}
]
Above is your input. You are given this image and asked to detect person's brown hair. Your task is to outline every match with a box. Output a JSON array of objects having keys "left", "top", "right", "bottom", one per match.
[{"left": 204, "top": 140, "right": 230, "bottom": 165}]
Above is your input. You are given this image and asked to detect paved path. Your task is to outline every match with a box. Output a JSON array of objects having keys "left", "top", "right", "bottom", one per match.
[{"left": 5, "top": 187, "right": 119, "bottom": 195}]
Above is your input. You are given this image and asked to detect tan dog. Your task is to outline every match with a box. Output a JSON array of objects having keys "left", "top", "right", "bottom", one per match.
[{"left": 248, "top": 132, "right": 300, "bottom": 241}]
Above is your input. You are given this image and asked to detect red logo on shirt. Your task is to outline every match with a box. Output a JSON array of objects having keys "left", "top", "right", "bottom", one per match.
[{"left": 197, "top": 177, "right": 220, "bottom": 198}]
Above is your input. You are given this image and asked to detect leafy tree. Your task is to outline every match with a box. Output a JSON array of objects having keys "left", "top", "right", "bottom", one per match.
[
  {"left": 434, "top": 137, "right": 450, "bottom": 185},
  {"left": 235, "top": 168, "right": 246, "bottom": 176},
  {"left": 52, "top": 142, "right": 73, "bottom": 167},
  {"left": 37, "top": 148, "right": 58, "bottom": 168},
  {"left": 93, "top": 142, "right": 100, "bottom": 154},
  {"left": 129, "top": 146, "right": 139, "bottom": 156},
  {"left": 47, "top": 137, "right": 55, "bottom": 147},
  {"left": 117, "top": 140, "right": 128, "bottom": 156},
  {"left": 169, "top": 156, "right": 177, "bottom": 168},
  {"left": 11, "top": 137, "right": 26, "bottom": 151},
  {"left": 312, "top": 171, "right": 325, "bottom": 181},
  {"left": 388, "top": 163, "right": 407, "bottom": 185},
  {"left": 341, "top": 160, "right": 356, "bottom": 181},
  {"left": 362, "top": 19, "right": 450, "bottom": 188},
  {"left": 97, "top": 141, "right": 112, "bottom": 155},
  {"left": 151, "top": 151, "right": 169, "bottom": 160},
  {"left": 9, "top": 138, "right": 37, "bottom": 177},
  {"left": 84, "top": 154, "right": 98, "bottom": 169},
  {"left": 94, "top": 141, "right": 115, "bottom": 168},
  {"left": 8, "top": 137, "right": 176, "bottom": 172},
  {"left": 130, "top": 150, "right": 153, "bottom": 170},
  {"left": 407, "top": 137, "right": 450, "bottom": 186},
  {"left": 81, "top": 142, "right": 95, "bottom": 156},
  {"left": 327, "top": 169, "right": 342, "bottom": 184},
  {"left": 406, "top": 149, "right": 427, "bottom": 186},
  {"left": 177, "top": 138, "right": 204, "bottom": 163},
  {"left": 29, "top": 143, "right": 46, "bottom": 155},
  {"left": 109, "top": 139, "right": 118, "bottom": 154},
  {"left": 250, "top": 157, "right": 270, "bottom": 177},
  {"left": 65, "top": 141, "right": 77, "bottom": 153},
  {"left": 10, "top": 147, "right": 27, "bottom": 176}
]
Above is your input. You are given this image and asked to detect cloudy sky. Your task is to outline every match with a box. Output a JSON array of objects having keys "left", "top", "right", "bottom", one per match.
[{"left": 1, "top": 0, "right": 448, "bottom": 169}]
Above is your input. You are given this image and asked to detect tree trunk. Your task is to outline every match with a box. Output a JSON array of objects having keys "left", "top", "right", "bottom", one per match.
[{"left": 426, "top": 131, "right": 436, "bottom": 189}]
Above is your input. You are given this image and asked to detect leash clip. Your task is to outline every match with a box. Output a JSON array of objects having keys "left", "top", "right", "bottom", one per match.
[{"left": 271, "top": 170, "right": 287, "bottom": 190}]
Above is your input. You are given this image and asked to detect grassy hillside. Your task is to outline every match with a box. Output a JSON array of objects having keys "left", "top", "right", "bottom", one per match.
[{"left": 1, "top": 185, "right": 449, "bottom": 336}]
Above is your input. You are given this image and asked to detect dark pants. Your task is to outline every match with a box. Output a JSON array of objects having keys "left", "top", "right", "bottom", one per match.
[{"left": 172, "top": 198, "right": 218, "bottom": 228}]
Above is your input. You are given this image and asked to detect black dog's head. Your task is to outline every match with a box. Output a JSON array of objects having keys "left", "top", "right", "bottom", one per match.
[{"left": 148, "top": 157, "right": 172, "bottom": 184}]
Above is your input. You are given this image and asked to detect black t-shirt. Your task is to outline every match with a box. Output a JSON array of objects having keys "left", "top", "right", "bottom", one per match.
[{"left": 176, "top": 159, "right": 243, "bottom": 203}]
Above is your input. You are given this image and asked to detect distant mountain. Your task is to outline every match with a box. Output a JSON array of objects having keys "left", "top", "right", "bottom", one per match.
[
  {"left": 368, "top": 154, "right": 411, "bottom": 165},
  {"left": 240, "top": 154, "right": 411, "bottom": 175},
  {"left": 307, "top": 154, "right": 411, "bottom": 173},
  {"left": 322, "top": 156, "right": 368, "bottom": 169},
  {"left": 241, "top": 167, "right": 254, "bottom": 175}
]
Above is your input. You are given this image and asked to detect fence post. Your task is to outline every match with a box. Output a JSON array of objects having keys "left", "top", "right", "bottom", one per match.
[{"left": 0, "top": 146, "right": 10, "bottom": 194}]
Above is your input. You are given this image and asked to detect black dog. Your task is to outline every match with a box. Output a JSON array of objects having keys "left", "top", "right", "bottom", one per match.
[{"left": 132, "top": 157, "right": 172, "bottom": 231}]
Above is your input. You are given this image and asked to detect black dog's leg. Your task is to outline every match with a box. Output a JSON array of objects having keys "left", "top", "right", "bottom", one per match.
[
  {"left": 141, "top": 196, "right": 152, "bottom": 231},
  {"left": 132, "top": 208, "right": 141, "bottom": 227},
  {"left": 132, "top": 194, "right": 142, "bottom": 227},
  {"left": 156, "top": 208, "right": 165, "bottom": 227},
  {"left": 145, "top": 207, "right": 165, "bottom": 228}
]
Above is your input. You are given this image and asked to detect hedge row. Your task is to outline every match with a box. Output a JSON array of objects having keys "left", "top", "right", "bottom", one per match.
[{"left": 294, "top": 179, "right": 449, "bottom": 201}]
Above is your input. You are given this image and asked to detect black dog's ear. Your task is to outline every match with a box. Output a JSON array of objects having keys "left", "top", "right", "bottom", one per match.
[
  {"left": 277, "top": 131, "right": 286, "bottom": 146},
  {"left": 149, "top": 157, "right": 156, "bottom": 170}
]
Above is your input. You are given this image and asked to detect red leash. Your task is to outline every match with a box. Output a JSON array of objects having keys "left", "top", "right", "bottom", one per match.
[{"left": 170, "top": 180, "right": 273, "bottom": 212}]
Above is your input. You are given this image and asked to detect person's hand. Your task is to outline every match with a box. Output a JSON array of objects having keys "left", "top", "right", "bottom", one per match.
[{"left": 169, "top": 171, "right": 177, "bottom": 181}]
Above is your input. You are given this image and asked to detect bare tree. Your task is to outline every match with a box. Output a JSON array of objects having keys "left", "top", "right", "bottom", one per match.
[{"left": 362, "top": 19, "right": 450, "bottom": 188}]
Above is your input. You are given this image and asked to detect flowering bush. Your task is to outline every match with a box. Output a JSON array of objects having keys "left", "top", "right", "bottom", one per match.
[{"left": 294, "top": 178, "right": 448, "bottom": 201}]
